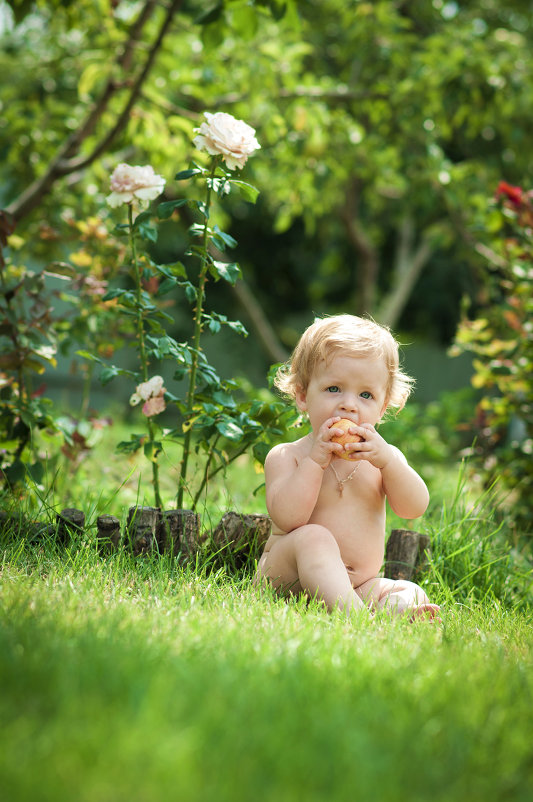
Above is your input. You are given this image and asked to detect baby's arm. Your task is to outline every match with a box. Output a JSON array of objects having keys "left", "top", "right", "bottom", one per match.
[
  {"left": 344, "top": 423, "right": 429, "bottom": 519},
  {"left": 380, "top": 447, "right": 429, "bottom": 519},
  {"left": 265, "top": 419, "right": 344, "bottom": 532},
  {"left": 264, "top": 446, "right": 323, "bottom": 531}
]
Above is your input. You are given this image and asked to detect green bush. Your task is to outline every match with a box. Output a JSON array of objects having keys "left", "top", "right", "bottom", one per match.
[{"left": 452, "top": 182, "right": 533, "bottom": 539}]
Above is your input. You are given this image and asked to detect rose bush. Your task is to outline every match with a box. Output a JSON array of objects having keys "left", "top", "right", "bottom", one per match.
[
  {"left": 193, "top": 112, "right": 260, "bottom": 170},
  {"left": 106, "top": 164, "right": 166, "bottom": 207},
  {"left": 88, "top": 118, "right": 265, "bottom": 509}
]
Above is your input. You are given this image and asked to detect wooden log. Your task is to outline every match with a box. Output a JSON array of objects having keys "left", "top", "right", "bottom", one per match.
[
  {"left": 384, "top": 529, "right": 431, "bottom": 581},
  {"left": 126, "top": 506, "right": 161, "bottom": 555},
  {"left": 2, "top": 511, "right": 62, "bottom": 541},
  {"left": 57, "top": 508, "right": 85, "bottom": 543},
  {"left": 416, "top": 533, "right": 431, "bottom": 574},
  {"left": 212, "top": 512, "right": 271, "bottom": 569},
  {"left": 96, "top": 514, "right": 121, "bottom": 552},
  {"left": 159, "top": 509, "right": 201, "bottom": 559}
]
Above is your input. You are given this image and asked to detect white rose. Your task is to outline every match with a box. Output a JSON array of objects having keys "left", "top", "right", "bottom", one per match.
[
  {"left": 129, "top": 375, "right": 165, "bottom": 406},
  {"left": 106, "top": 164, "right": 166, "bottom": 207},
  {"left": 193, "top": 112, "right": 260, "bottom": 170}
]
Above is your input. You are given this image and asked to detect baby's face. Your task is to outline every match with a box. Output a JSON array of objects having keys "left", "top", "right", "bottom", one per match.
[{"left": 296, "top": 352, "right": 389, "bottom": 432}]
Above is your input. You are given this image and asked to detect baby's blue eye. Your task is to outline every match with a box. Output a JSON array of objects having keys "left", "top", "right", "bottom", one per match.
[
  {"left": 326, "top": 385, "right": 340, "bottom": 393},
  {"left": 360, "top": 391, "right": 373, "bottom": 399}
]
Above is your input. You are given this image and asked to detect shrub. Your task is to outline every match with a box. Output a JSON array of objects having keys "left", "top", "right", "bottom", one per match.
[{"left": 452, "top": 182, "right": 532, "bottom": 540}]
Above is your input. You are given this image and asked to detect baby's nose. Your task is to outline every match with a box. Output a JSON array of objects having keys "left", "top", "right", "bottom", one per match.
[{"left": 340, "top": 393, "right": 358, "bottom": 413}]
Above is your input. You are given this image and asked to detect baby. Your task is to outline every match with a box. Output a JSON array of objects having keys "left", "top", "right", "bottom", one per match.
[{"left": 256, "top": 314, "right": 440, "bottom": 620}]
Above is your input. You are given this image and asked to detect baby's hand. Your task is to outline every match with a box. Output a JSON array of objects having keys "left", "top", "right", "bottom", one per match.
[
  {"left": 309, "top": 417, "right": 346, "bottom": 469},
  {"left": 343, "top": 423, "right": 395, "bottom": 469}
]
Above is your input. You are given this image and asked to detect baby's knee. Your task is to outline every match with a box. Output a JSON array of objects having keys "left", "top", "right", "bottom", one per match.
[{"left": 295, "top": 524, "right": 339, "bottom": 554}]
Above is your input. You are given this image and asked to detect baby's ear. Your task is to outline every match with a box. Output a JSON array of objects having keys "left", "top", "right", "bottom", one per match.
[{"left": 295, "top": 385, "right": 307, "bottom": 412}]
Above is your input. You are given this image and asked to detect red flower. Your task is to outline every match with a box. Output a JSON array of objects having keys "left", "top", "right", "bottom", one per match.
[{"left": 496, "top": 181, "right": 523, "bottom": 207}]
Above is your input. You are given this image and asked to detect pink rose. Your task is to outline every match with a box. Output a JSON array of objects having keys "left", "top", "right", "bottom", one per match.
[
  {"left": 193, "top": 112, "right": 260, "bottom": 170},
  {"left": 142, "top": 395, "right": 166, "bottom": 417},
  {"left": 106, "top": 164, "right": 166, "bottom": 207},
  {"left": 130, "top": 375, "right": 166, "bottom": 416}
]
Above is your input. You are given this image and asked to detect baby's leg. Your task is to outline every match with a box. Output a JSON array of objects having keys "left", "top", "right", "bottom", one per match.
[
  {"left": 356, "top": 577, "right": 440, "bottom": 619},
  {"left": 255, "top": 524, "right": 367, "bottom": 615}
]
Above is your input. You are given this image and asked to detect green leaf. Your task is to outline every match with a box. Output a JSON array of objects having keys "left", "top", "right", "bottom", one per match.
[
  {"left": 229, "top": 180, "right": 260, "bottom": 204},
  {"left": 76, "top": 350, "right": 99, "bottom": 363},
  {"left": 212, "top": 389, "right": 236, "bottom": 408},
  {"left": 100, "top": 365, "right": 120, "bottom": 385},
  {"left": 213, "top": 225, "right": 238, "bottom": 248},
  {"left": 181, "top": 284, "right": 195, "bottom": 304},
  {"left": 44, "top": 261, "right": 77, "bottom": 278},
  {"left": 252, "top": 442, "right": 270, "bottom": 465},
  {"left": 157, "top": 198, "right": 189, "bottom": 219},
  {"left": 195, "top": 3, "right": 223, "bottom": 25},
  {"left": 116, "top": 436, "right": 144, "bottom": 455},
  {"left": 191, "top": 200, "right": 209, "bottom": 218},
  {"left": 210, "top": 261, "right": 241, "bottom": 285},
  {"left": 154, "top": 262, "right": 187, "bottom": 281},
  {"left": 215, "top": 419, "right": 244, "bottom": 440},
  {"left": 102, "top": 288, "right": 136, "bottom": 306},
  {"left": 136, "top": 219, "right": 158, "bottom": 243},
  {"left": 175, "top": 168, "right": 204, "bottom": 181},
  {"left": 157, "top": 278, "right": 178, "bottom": 296},
  {"left": 230, "top": 4, "right": 258, "bottom": 38},
  {"left": 133, "top": 210, "right": 153, "bottom": 228}
]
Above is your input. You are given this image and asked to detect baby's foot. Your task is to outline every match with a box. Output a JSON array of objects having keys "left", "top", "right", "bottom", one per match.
[{"left": 409, "top": 604, "right": 442, "bottom": 623}]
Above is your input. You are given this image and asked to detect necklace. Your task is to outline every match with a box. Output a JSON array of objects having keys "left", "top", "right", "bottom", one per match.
[{"left": 329, "top": 460, "right": 361, "bottom": 496}]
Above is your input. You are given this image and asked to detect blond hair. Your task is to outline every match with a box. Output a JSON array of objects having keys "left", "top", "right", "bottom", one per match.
[{"left": 274, "top": 314, "right": 414, "bottom": 412}]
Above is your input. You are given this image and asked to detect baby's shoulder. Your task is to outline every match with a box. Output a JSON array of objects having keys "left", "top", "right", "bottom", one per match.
[{"left": 265, "top": 435, "right": 309, "bottom": 467}]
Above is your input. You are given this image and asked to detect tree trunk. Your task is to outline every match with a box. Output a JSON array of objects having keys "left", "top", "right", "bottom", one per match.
[
  {"left": 384, "top": 529, "right": 431, "bottom": 581},
  {"left": 126, "top": 505, "right": 162, "bottom": 555},
  {"left": 160, "top": 509, "right": 201, "bottom": 560},
  {"left": 97, "top": 514, "right": 122, "bottom": 552},
  {"left": 375, "top": 215, "right": 433, "bottom": 329},
  {"left": 340, "top": 177, "right": 379, "bottom": 315},
  {"left": 57, "top": 508, "right": 85, "bottom": 543},
  {"left": 212, "top": 512, "right": 271, "bottom": 569}
]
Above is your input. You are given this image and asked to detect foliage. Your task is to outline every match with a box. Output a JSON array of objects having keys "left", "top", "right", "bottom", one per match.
[
  {"left": 1, "top": 0, "right": 532, "bottom": 350},
  {"left": 452, "top": 182, "right": 533, "bottom": 536},
  {"left": 0, "top": 214, "right": 67, "bottom": 487},
  {"left": 77, "top": 147, "right": 300, "bottom": 510},
  {"left": 379, "top": 387, "right": 477, "bottom": 477}
]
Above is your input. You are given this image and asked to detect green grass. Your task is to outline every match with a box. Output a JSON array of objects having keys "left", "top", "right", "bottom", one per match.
[
  {"left": 2, "top": 421, "right": 532, "bottom": 801},
  {"left": 1, "top": 535, "right": 532, "bottom": 802}
]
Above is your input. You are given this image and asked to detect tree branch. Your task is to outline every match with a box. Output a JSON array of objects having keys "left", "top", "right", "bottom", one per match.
[
  {"left": 375, "top": 215, "right": 433, "bottom": 329},
  {"left": 6, "top": 0, "right": 183, "bottom": 222},
  {"left": 231, "top": 279, "right": 289, "bottom": 364},
  {"left": 340, "top": 178, "right": 379, "bottom": 315}
]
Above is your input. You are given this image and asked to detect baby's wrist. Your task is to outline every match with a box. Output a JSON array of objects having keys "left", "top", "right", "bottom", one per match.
[
  {"left": 307, "top": 454, "right": 327, "bottom": 471},
  {"left": 378, "top": 446, "right": 399, "bottom": 473}
]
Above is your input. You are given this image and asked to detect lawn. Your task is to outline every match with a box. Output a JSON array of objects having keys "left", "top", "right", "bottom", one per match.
[
  {"left": 1, "top": 531, "right": 532, "bottom": 802},
  {"left": 1, "top": 422, "right": 532, "bottom": 802}
]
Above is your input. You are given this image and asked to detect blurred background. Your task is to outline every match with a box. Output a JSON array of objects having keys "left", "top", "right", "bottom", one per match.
[{"left": 1, "top": 0, "right": 532, "bottom": 533}]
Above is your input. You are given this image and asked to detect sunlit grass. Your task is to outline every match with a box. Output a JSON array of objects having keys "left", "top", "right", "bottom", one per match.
[
  {"left": 2, "top": 411, "right": 532, "bottom": 800},
  {"left": 1, "top": 539, "right": 532, "bottom": 802}
]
